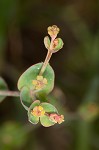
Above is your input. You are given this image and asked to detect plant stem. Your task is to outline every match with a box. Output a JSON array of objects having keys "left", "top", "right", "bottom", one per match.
[
  {"left": 39, "top": 51, "right": 52, "bottom": 75},
  {"left": 39, "top": 37, "right": 55, "bottom": 75},
  {"left": 0, "top": 90, "right": 20, "bottom": 97}
]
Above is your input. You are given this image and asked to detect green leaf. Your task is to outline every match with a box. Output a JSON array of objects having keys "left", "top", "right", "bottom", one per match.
[
  {"left": 40, "top": 102, "right": 58, "bottom": 127},
  {"left": 28, "top": 114, "right": 39, "bottom": 125},
  {"left": 28, "top": 101, "right": 58, "bottom": 127},
  {"left": 40, "top": 102, "right": 58, "bottom": 113},
  {"left": 20, "top": 86, "right": 35, "bottom": 110},
  {"left": 0, "top": 77, "right": 8, "bottom": 102},
  {"left": 18, "top": 62, "right": 55, "bottom": 96},
  {"left": 28, "top": 100, "right": 40, "bottom": 124},
  {"left": 40, "top": 115, "right": 55, "bottom": 127}
]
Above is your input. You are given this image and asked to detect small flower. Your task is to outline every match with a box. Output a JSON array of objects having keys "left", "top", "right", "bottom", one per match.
[
  {"left": 31, "top": 106, "right": 45, "bottom": 117},
  {"left": 32, "top": 75, "right": 47, "bottom": 90},
  {"left": 47, "top": 25, "right": 60, "bottom": 39},
  {"left": 49, "top": 113, "right": 64, "bottom": 124},
  {"left": 28, "top": 100, "right": 64, "bottom": 127}
]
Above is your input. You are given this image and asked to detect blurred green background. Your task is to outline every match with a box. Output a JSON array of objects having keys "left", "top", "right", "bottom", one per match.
[{"left": 0, "top": 0, "right": 99, "bottom": 150}]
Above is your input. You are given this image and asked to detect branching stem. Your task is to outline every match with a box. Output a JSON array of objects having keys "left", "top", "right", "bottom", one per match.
[
  {"left": 39, "top": 37, "right": 55, "bottom": 75},
  {"left": 0, "top": 90, "right": 20, "bottom": 97}
]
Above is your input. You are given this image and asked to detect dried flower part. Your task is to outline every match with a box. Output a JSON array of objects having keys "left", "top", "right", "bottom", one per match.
[
  {"left": 31, "top": 106, "right": 45, "bottom": 117},
  {"left": 53, "top": 39, "right": 59, "bottom": 48},
  {"left": 32, "top": 75, "right": 47, "bottom": 90},
  {"left": 47, "top": 25, "right": 60, "bottom": 38},
  {"left": 49, "top": 113, "right": 64, "bottom": 124}
]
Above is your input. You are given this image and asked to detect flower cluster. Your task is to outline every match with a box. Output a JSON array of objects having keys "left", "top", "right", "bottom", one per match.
[
  {"left": 32, "top": 75, "right": 47, "bottom": 90},
  {"left": 18, "top": 25, "right": 64, "bottom": 127},
  {"left": 47, "top": 25, "right": 60, "bottom": 39},
  {"left": 29, "top": 101, "right": 64, "bottom": 127},
  {"left": 31, "top": 106, "right": 45, "bottom": 117},
  {"left": 44, "top": 25, "right": 64, "bottom": 53},
  {"left": 49, "top": 113, "right": 64, "bottom": 124}
]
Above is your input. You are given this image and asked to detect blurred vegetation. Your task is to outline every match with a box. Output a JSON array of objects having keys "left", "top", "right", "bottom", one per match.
[{"left": 0, "top": 0, "right": 99, "bottom": 150}]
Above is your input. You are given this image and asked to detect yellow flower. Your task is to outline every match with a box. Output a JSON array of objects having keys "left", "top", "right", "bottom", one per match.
[
  {"left": 32, "top": 75, "right": 47, "bottom": 90},
  {"left": 49, "top": 113, "right": 64, "bottom": 124},
  {"left": 47, "top": 25, "right": 60, "bottom": 38},
  {"left": 31, "top": 106, "right": 45, "bottom": 117}
]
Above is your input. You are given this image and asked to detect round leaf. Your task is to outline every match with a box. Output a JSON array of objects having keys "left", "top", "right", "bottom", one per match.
[
  {"left": 20, "top": 86, "right": 35, "bottom": 110},
  {"left": 0, "top": 77, "right": 8, "bottom": 102},
  {"left": 40, "top": 103, "right": 58, "bottom": 127},
  {"left": 40, "top": 102, "right": 58, "bottom": 113},
  {"left": 17, "top": 63, "right": 55, "bottom": 96},
  {"left": 40, "top": 115, "right": 55, "bottom": 127}
]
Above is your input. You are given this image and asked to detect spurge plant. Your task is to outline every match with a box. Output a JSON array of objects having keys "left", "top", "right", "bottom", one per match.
[{"left": 0, "top": 25, "right": 64, "bottom": 127}]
